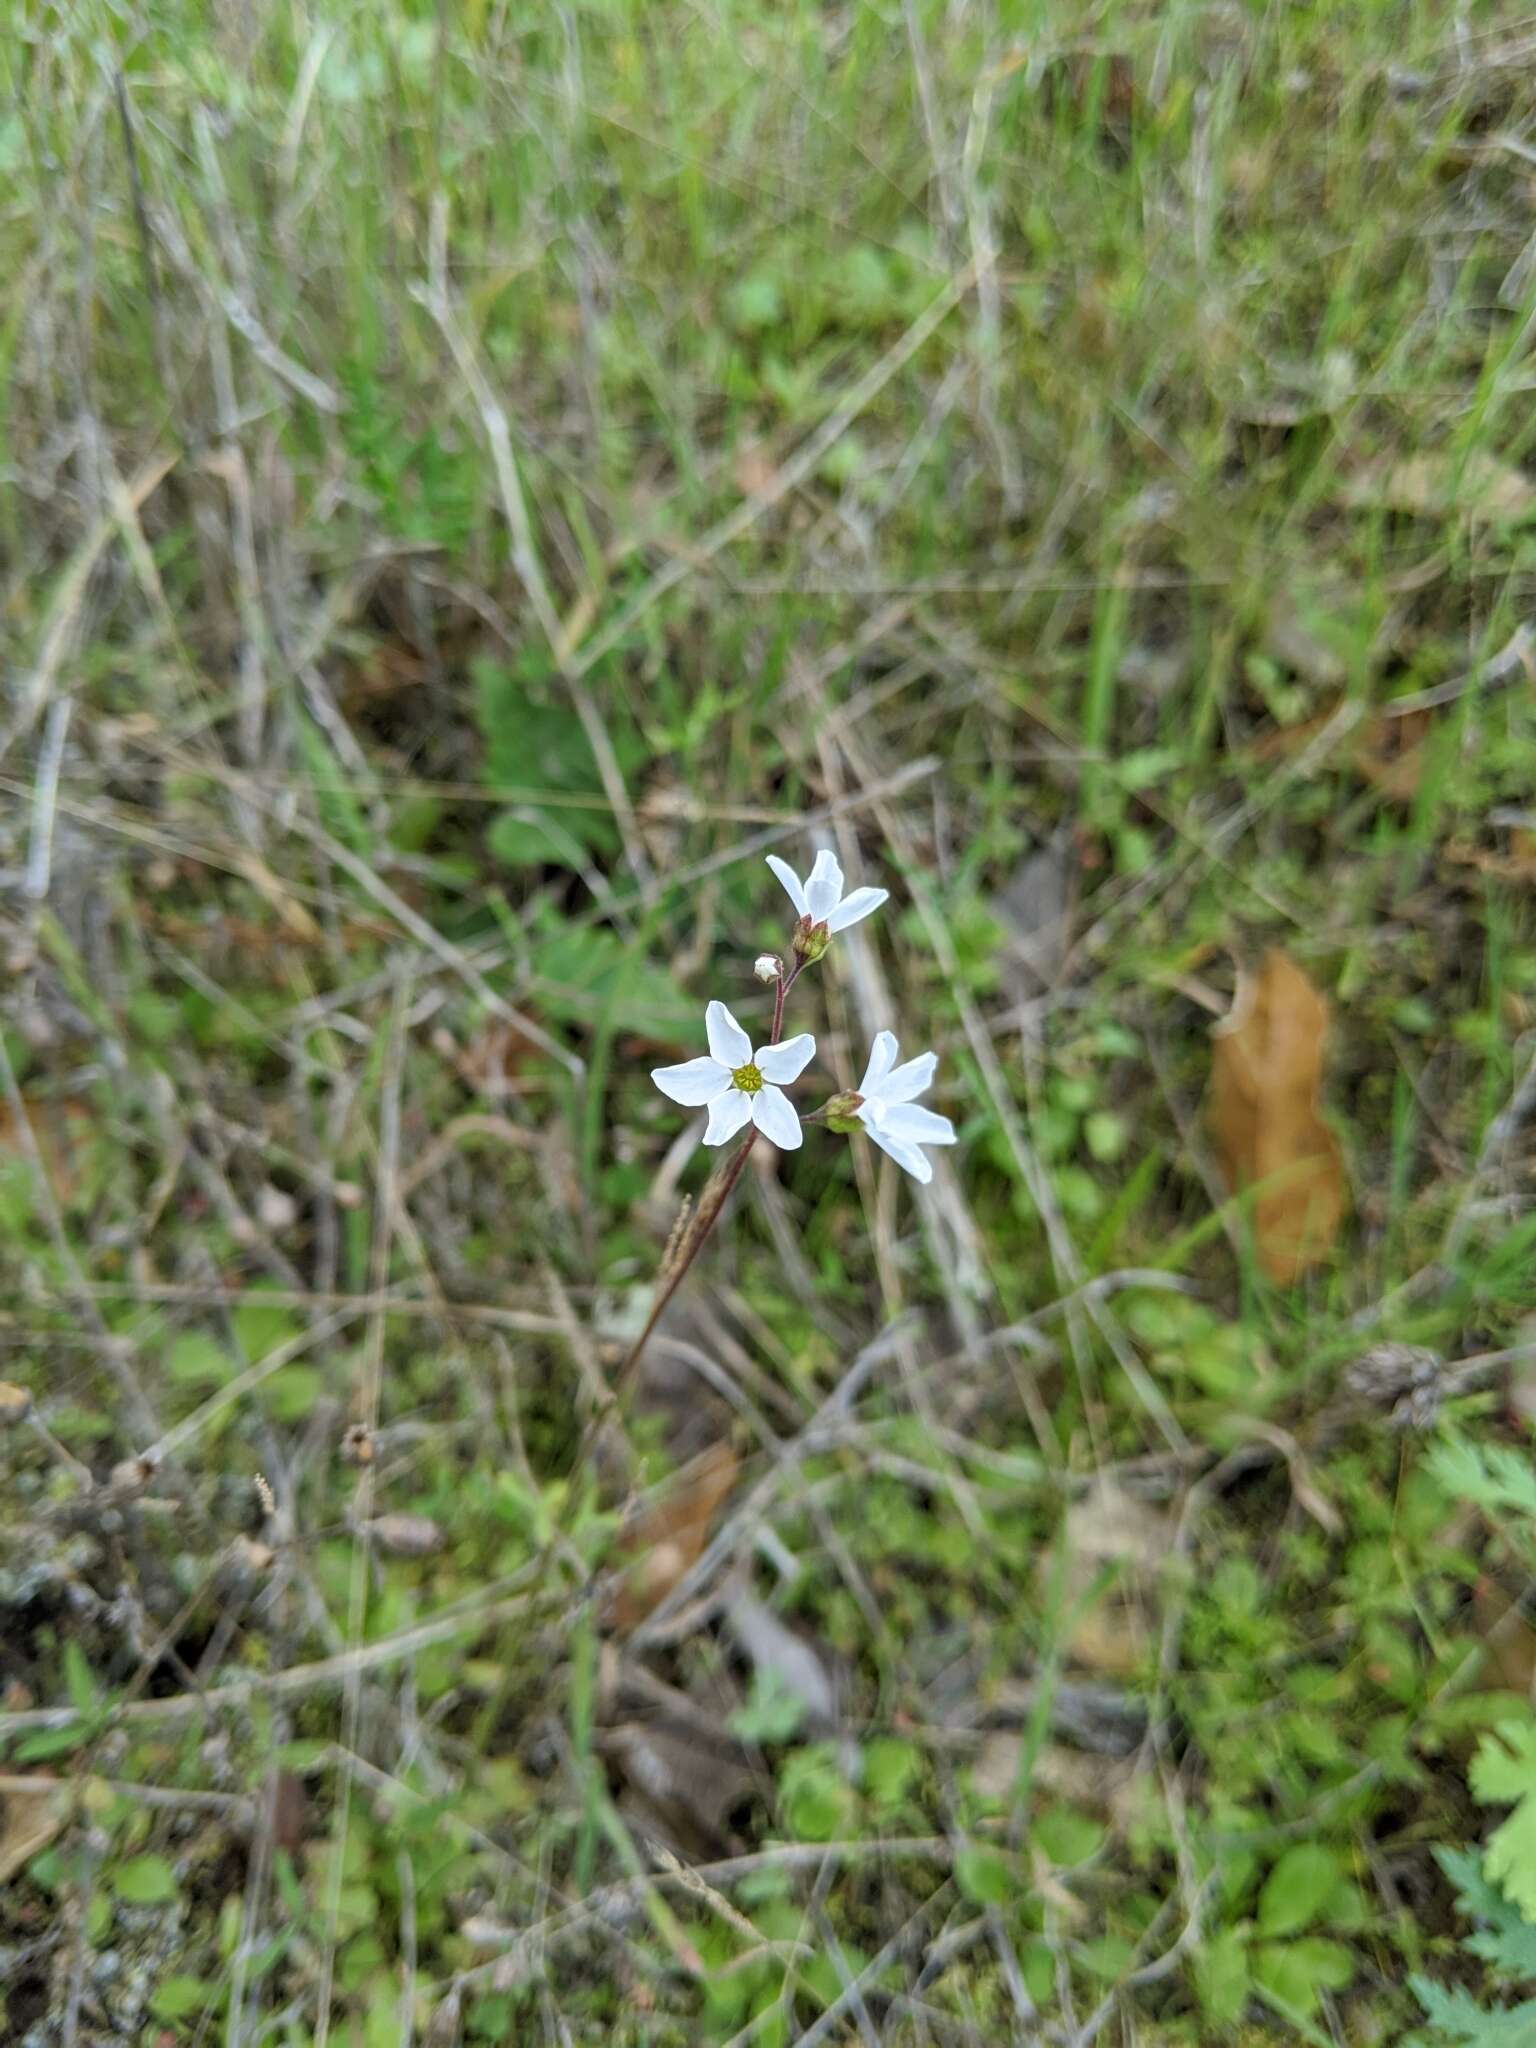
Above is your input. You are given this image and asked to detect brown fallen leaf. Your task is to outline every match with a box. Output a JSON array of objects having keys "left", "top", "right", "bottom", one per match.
[
  {"left": 609, "top": 1441, "right": 739, "bottom": 1631},
  {"left": 1249, "top": 702, "right": 1432, "bottom": 803},
  {"left": 0, "top": 1095, "right": 93, "bottom": 1206},
  {"left": 601, "top": 1720, "right": 755, "bottom": 1858},
  {"left": 1447, "top": 828, "right": 1536, "bottom": 885},
  {"left": 0, "top": 1776, "right": 66, "bottom": 1883},
  {"left": 1471, "top": 1574, "right": 1536, "bottom": 1699},
  {"left": 264, "top": 1768, "right": 307, "bottom": 1859},
  {"left": 1210, "top": 950, "right": 1346, "bottom": 1285}
]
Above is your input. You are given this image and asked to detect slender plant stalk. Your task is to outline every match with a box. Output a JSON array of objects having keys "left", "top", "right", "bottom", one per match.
[{"left": 608, "top": 960, "right": 804, "bottom": 1408}]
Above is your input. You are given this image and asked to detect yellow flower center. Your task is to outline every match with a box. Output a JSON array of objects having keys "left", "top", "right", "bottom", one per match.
[{"left": 731, "top": 1061, "right": 764, "bottom": 1095}]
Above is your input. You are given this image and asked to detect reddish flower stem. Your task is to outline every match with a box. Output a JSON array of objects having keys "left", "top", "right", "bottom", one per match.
[{"left": 610, "top": 959, "right": 804, "bottom": 1406}]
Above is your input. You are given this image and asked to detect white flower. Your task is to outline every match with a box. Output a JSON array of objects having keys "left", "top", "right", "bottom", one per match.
[
  {"left": 652, "top": 1001, "right": 816, "bottom": 1150},
  {"left": 766, "top": 849, "right": 888, "bottom": 935},
  {"left": 753, "top": 953, "right": 782, "bottom": 984},
  {"left": 853, "top": 1031, "right": 956, "bottom": 1184}
]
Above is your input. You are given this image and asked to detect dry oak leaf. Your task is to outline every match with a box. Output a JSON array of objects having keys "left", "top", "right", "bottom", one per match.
[
  {"left": 1248, "top": 703, "right": 1432, "bottom": 804},
  {"left": 1210, "top": 950, "right": 1346, "bottom": 1285},
  {"left": 0, "top": 1776, "right": 68, "bottom": 1884},
  {"left": 609, "top": 1440, "right": 739, "bottom": 1631}
]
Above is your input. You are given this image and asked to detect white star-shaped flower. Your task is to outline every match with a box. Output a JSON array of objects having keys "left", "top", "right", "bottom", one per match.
[
  {"left": 652, "top": 1001, "right": 816, "bottom": 1150},
  {"left": 854, "top": 1031, "right": 956, "bottom": 1184},
  {"left": 766, "top": 850, "right": 888, "bottom": 935}
]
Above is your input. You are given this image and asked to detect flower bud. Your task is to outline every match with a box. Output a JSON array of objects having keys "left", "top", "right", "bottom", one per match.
[
  {"left": 822, "top": 1090, "right": 864, "bottom": 1134},
  {"left": 753, "top": 953, "right": 782, "bottom": 984}
]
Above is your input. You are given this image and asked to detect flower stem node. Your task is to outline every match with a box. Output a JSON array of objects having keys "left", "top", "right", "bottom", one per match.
[{"left": 753, "top": 953, "right": 783, "bottom": 984}]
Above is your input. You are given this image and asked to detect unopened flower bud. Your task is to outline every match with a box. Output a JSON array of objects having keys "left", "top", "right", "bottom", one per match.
[
  {"left": 823, "top": 1090, "right": 865, "bottom": 1134},
  {"left": 754, "top": 953, "right": 782, "bottom": 984}
]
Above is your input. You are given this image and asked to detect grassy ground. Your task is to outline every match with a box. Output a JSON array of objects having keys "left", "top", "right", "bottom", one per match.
[{"left": 6, "top": 1, "right": 1536, "bottom": 2040}]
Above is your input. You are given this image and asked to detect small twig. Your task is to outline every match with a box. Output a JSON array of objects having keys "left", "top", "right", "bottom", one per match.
[{"left": 605, "top": 1130, "right": 759, "bottom": 1415}]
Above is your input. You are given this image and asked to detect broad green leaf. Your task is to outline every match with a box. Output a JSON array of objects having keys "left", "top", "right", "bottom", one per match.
[
  {"left": 1034, "top": 1805, "right": 1105, "bottom": 1867},
  {"left": 61, "top": 1640, "right": 99, "bottom": 1720},
  {"left": 1253, "top": 1937, "right": 1353, "bottom": 2019},
  {"left": 778, "top": 1752, "right": 855, "bottom": 1842},
  {"left": 232, "top": 1299, "right": 300, "bottom": 1360},
  {"left": 112, "top": 1853, "right": 179, "bottom": 1904},
  {"left": 1195, "top": 1925, "right": 1251, "bottom": 2025},
  {"left": 863, "top": 1737, "right": 921, "bottom": 1815},
  {"left": 167, "top": 1332, "right": 236, "bottom": 1385},
  {"left": 955, "top": 1845, "right": 1012, "bottom": 1905},
  {"left": 151, "top": 1976, "right": 211, "bottom": 2020},
  {"left": 1258, "top": 1843, "right": 1343, "bottom": 1937},
  {"left": 1471, "top": 1722, "right": 1536, "bottom": 1808},
  {"left": 261, "top": 1366, "right": 323, "bottom": 1422}
]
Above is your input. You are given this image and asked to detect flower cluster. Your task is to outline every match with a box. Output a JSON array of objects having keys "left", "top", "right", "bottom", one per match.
[{"left": 651, "top": 849, "right": 956, "bottom": 1183}]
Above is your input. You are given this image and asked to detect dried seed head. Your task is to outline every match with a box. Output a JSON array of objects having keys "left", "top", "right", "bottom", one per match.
[
  {"left": 340, "top": 1423, "right": 375, "bottom": 1467},
  {"left": 0, "top": 1381, "right": 34, "bottom": 1425},
  {"left": 1345, "top": 1343, "right": 1441, "bottom": 1405},
  {"left": 253, "top": 1472, "right": 277, "bottom": 1519},
  {"left": 109, "top": 1453, "right": 158, "bottom": 1496},
  {"left": 231, "top": 1534, "right": 275, "bottom": 1577}
]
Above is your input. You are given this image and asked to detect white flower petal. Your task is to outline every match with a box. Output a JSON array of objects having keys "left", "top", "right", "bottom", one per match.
[
  {"left": 877, "top": 1051, "right": 938, "bottom": 1104},
  {"left": 867, "top": 1099, "right": 955, "bottom": 1146},
  {"left": 651, "top": 1056, "right": 730, "bottom": 1107},
  {"left": 705, "top": 1000, "right": 752, "bottom": 1069},
  {"left": 765, "top": 855, "right": 809, "bottom": 919},
  {"left": 826, "top": 885, "right": 888, "bottom": 934},
  {"left": 863, "top": 1116, "right": 933, "bottom": 1183},
  {"left": 859, "top": 1031, "right": 900, "bottom": 1095},
  {"left": 757, "top": 1033, "right": 816, "bottom": 1085},
  {"left": 704, "top": 1089, "right": 754, "bottom": 1145},
  {"left": 750, "top": 1084, "right": 802, "bottom": 1150},
  {"left": 804, "top": 849, "right": 844, "bottom": 923}
]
